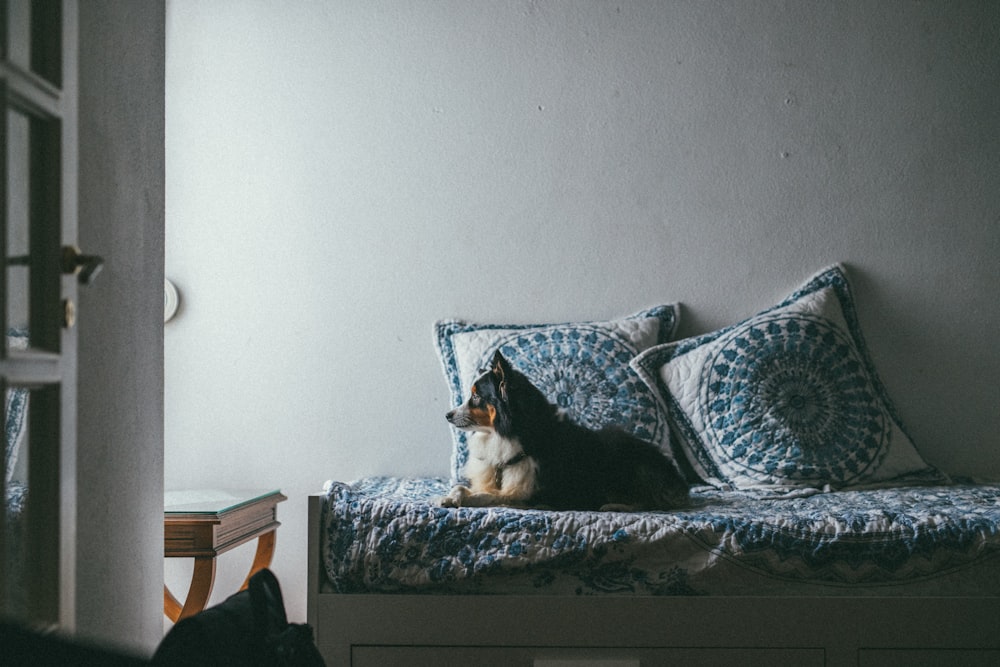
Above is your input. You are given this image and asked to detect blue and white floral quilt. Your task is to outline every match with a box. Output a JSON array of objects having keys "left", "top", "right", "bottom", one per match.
[
  {"left": 4, "top": 481, "right": 28, "bottom": 613},
  {"left": 321, "top": 477, "right": 1000, "bottom": 597}
]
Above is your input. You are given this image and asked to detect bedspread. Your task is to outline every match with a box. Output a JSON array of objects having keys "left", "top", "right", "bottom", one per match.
[
  {"left": 4, "top": 481, "right": 28, "bottom": 613},
  {"left": 321, "top": 477, "right": 1000, "bottom": 597}
]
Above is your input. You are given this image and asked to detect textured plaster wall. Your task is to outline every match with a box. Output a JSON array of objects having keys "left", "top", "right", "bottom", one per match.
[
  {"left": 165, "top": 1, "right": 1000, "bottom": 622},
  {"left": 78, "top": 0, "right": 165, "bottom": 654}
]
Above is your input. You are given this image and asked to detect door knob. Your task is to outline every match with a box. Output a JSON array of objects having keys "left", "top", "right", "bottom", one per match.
[{"left": 61, "top": 245, "right": 104, "bottom": 285}]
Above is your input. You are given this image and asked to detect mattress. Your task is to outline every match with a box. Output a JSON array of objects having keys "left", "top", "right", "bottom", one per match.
[{"left": 320, "top": 477, "right": 1000, "bottom": 597}]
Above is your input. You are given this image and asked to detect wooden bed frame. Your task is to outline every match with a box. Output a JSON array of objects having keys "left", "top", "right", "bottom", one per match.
[{"left": 307, "top": 495, "right": 1000, "bottom": 666}]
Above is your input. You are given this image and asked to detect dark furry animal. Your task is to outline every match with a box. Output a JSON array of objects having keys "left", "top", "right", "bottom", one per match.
[{"left": 439, "top": 350, "right": 689, "bottom": 511}]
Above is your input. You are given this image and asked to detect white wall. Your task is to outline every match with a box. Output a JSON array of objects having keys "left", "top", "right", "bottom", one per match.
[
  {"left": 78, "top": 1, "right": 164, "bottom": 654},
  {"left": 165, "top": 0, "right": 1000, "bottom": 622}
]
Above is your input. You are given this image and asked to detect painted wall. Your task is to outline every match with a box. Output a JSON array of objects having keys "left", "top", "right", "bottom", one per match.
[
  {"left": 78, "top": 0, "right": 165, "bottom": 654},
  {"left": 165, "top": 0, "right": 1000, "bottom": 622}
]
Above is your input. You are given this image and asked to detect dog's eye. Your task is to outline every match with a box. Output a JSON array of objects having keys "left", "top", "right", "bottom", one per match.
[{"left": 470, "top": 394, "right": 481, "bottom": 407}]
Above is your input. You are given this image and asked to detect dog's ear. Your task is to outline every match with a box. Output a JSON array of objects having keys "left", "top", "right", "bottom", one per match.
[{"left": 491, "top": 350, "right": 509, "bottom": 401}]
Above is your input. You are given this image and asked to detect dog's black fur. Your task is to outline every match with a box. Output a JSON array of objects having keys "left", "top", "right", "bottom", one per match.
[{"left": 440, "top": 351, "right": 689, "bottom": 511}]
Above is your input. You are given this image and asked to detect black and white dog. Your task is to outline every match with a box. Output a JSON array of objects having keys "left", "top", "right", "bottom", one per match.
[{"left": 440, "top": 351, "right": 689, "bottom": 511}]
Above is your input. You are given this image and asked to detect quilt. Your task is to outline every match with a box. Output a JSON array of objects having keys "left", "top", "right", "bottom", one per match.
[
  {"left": 3, "top": 481, "right": 28, "bottom": 613},
  {"left": 321, "top": 477, "right": 1000, "bottom": 597}
]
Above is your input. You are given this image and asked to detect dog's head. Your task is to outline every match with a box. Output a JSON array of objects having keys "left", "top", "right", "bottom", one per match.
[
  {"left": 445, "top": 350, "right": 511, "bottom": 434},
  {"left": 445, "top": 350, "right": 552, "bottom": 436}
]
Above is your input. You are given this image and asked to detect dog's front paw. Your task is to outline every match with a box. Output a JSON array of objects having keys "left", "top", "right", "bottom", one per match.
[{"left": 438, "top": 485, "right": 471, "bottom": 508}]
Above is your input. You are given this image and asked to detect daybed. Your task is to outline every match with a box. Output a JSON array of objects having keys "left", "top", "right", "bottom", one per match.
[
  {"left": 3, "top": 331, "right": 29, "bottom": 617},
  {"left": 307, "top": 266, "right": 1000, "bottom": 666}
]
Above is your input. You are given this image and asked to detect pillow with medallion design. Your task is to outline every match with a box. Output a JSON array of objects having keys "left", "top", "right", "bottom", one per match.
[
  {"left": 5, "top": 330, "right": 29, "bottom": 483},
  {"left": 631, "top": 265, "right": 943, "bottom": 491},
  {"left": 435, "top": 305, "right": 679, "bottom": 485}
]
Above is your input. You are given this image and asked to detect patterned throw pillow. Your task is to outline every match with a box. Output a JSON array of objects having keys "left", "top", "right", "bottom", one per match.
[
  {"left": 631, "top": 266, "right": 941, "bottom": 491},
  {"left": 435, "top": 306, "right": 679, "bottom": 484},
  {"left": 5, "top": 331, "right": 29, "bottom": 483}
]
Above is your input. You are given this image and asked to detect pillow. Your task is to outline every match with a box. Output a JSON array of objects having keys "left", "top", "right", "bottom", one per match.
[
  {"left": 631, "top": 265, "right": 941, "bottom": 491},
  {"left": 435, "top": 305, "right": 679, "bottom": 484},
  {"left": 5, "top": 331, "right": 29, "bottom": 483}
]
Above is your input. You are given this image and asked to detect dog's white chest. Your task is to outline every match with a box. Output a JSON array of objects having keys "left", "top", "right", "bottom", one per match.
[
  {"left": 467, "top": 431, "right": 517, "bottom": 463},
  {"left": 464, "top": 432, "right": 536, "bottom": 496}
]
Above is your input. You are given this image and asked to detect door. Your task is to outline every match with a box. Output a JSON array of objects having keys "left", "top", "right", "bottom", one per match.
[{"left": 1, "top": 0, "right": 84, "bottom": 631}]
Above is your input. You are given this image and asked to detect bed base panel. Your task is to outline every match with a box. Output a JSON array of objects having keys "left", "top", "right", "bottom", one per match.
[{"left": 307, "top": 495, "right": 1000, "bottom": 666}]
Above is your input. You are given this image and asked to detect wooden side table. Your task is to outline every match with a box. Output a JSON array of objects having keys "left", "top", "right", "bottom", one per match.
[{"left": 163, "top": 489, "right": 287, "bottom": 622}]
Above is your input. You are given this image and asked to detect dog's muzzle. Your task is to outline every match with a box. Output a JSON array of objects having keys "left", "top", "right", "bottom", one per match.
[{"left": 445, "top": 409, "right": 474, "bottom": 429}]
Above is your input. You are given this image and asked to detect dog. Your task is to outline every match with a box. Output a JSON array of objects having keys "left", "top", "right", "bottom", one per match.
[{"left": 439, "top": 350, "right": 689, "bottom": 511}]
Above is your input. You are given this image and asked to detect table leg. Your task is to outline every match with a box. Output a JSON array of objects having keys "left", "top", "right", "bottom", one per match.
[
  {"left": 163, "top": 531, "right": 277, "bottom": 621},
  {"left": 163, "top": 556, "right": 217, "bottom": 622},
  {"left": 239, "top": 529, "right": 277, "bottom": 591},
  {"left": 163, "top": 586, "right": 183, "bottom": 622}
]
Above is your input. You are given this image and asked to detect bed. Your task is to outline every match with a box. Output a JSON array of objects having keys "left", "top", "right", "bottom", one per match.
[
  {"left": 3, "top": 331, "right": 29, "bottom": 617},
  {"left": 307, "top": 266, "right": 1000, "bottom": 665}
]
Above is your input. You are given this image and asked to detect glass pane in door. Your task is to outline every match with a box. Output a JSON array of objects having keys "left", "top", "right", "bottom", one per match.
[
  {"left": 6, "top": 108, "right": 32, "bottom": 342},
  {"left": 0, "top": 0, "right": 72, "bottom": 630},
  {"left": 4, "top": 1, "right": 31, "bottom": 71},
  {"left": 2, "top": 382, "right": 31, "bottom": 618}
]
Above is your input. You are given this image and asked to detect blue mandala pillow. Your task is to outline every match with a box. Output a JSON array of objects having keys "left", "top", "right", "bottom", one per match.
[
  {"left": 435, "top": 306, "right": 680, "bottom": 484},
  {"left": 5, "top": 330, "right": 29, "bottom": 483},
  {"left": 631, "top": 266, "right": 942, "bottom": 491}
]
